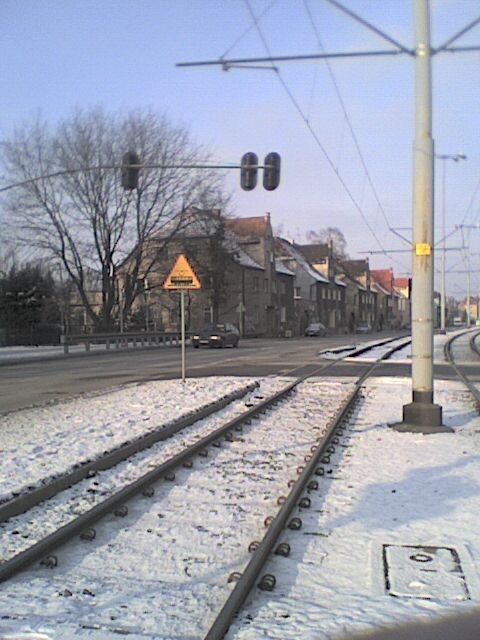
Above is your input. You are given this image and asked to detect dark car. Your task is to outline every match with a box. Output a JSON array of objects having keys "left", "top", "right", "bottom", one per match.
[
  {"left": 355, "top": 323, "right": 372, "bottom": 334},
  {"left": 304, "top": 322, "right": 327, "bottom": 337},
  {"left": 191, "top": 323, "right": 240, "bottom": 348}
]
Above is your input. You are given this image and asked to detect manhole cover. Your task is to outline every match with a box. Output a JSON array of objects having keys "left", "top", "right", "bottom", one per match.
[{"left": 383, "top": 544, "right": 470, "bottom": 600}]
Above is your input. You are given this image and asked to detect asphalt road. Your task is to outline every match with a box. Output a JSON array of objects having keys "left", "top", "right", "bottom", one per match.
[{"left": 0, "top": 331, "right": 461, "bottom": 413}]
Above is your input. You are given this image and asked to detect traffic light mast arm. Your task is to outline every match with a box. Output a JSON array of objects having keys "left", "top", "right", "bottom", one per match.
[
  {"left": 0, "top": 162, "right": 256, "bottom": 194},
  {"left": 0, "top": 157, "right": 280, "bottom": 193}
]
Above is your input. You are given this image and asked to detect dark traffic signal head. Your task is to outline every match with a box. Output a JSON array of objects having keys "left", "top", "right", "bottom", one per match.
[
  {"left": 240, "top": 152, "right": 258, "bottom": 191},
  {"left": 263, "top": 152, "right": 281, "bottom": 191},
  {"left": 121, "top": 151, "right": 140, "bottom": 190}
]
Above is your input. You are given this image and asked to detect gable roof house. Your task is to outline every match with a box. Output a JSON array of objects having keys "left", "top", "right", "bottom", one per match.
[
  {"left": 225, "top": 213, "right": 280, "bottom": 337},
  {"left": 275, "top": 238, "right": 332, "bottom": 334},
  {"left": 371, "top": 268, "right": 409, "bottom": 329},
  {"left": 294, "top": 243, "right": 347, "bottom": 331},
  {"left": 119, "top": 209, "right": 294, "bottom": 337},
  {"left": 338, "top": 258, "right": 377, "bottom": 329}
]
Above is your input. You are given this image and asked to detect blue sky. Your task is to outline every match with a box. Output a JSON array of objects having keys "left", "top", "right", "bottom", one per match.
[{"left": 1, "top": 0, "right": 479, "bottom": 297}]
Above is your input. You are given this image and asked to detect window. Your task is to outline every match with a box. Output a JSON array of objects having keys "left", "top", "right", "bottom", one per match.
[
  {"left": 272, "top": 280, "right": 277, "bottom": 293},
  {"left": 253, "top": 277, "right": 259, "bottom": 292},
  {"left": 280, "top": 306, "right": 286, "bottom": 322},
  {"left": 264, "top": 279, "right": 269, "bottom": 293},
  {"left": 280, "top": 281, "right": 286, "bottom": 294},
  {"left": 294, "top": 287, "right": 301, "bottom": 299}
]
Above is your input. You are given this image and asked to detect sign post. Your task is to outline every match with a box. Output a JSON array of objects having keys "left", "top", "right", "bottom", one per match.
[
  {"left": 180, "top": 289, "right": 186, "bottom": 382},
  {"left": 163, "top": 254, "right": 201, "bottom": 383}
]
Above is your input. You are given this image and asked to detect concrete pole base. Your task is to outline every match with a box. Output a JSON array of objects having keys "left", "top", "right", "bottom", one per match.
[{"left": 391, "top": 400, "right": 453, "bottom": 434}]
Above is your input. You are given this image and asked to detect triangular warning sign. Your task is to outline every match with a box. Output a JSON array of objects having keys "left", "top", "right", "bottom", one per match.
[{"left": 163, "top": 254, "right": 201, "bottom": 290}]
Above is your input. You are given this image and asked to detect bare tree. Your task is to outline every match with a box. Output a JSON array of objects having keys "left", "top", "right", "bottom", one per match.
[
  {"left": 180, "top": 209, "right": 236, "bottom": 324},
  {"left": 1, "top": 107, "right": 227, "bottom": 331},
  {"left": 306, "top": 226, "right": 349, "bottom": 260}
]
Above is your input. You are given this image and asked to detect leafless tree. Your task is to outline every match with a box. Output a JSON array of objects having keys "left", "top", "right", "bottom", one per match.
[
  {"left": 306, "top": 226, "right": 349, "bottom": 260},
  {"left": 1, "top": 107, "right": 228, "bottom": 331}
]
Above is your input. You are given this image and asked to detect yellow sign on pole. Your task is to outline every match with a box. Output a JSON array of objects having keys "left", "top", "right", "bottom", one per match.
[
  {"left": 415, "top": 243, "right": 431, "bottom": 256},
  {"left": 163, "top": 254, "right": 201, "bottom": 290}
]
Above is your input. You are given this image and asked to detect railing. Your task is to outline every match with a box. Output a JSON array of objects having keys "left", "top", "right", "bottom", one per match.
[{"left": 60, "top": 331, "right": 189, "bottom": 354}]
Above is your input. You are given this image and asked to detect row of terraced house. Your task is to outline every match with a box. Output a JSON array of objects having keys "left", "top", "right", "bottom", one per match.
[{"left": 113, "top": 209, "right": 411, "bottom": 337}]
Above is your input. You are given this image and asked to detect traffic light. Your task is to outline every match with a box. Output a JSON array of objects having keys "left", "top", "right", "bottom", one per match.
[
  {"left": 263, "top": 152, "right": 281, "bottom": 191},
  {"left": 240, "top": 152, "right": 258, "bottom": 191},
  {"left": 121, "top": 151, "right": 140, "bottom": 190}
]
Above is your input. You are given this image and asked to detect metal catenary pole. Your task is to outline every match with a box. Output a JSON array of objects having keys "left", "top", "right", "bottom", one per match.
[{"left": 394, "top": 0, "right": 450, "bottom": 433}]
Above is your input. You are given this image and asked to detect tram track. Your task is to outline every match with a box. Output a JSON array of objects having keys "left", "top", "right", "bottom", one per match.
[
  {"left": 203, "top": 338, "right": 411, "bottom": 640},
  {"left": 0, "top": 335, "right": 412, "bottom": 638},
  {"left": 444, "top": 329, "right": 480, "bottom": 411}
]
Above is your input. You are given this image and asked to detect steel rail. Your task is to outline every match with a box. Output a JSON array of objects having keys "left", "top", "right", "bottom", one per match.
[
  {"left": 470, "top": 331, "right": 480, "bottom": 359},
  {"left": 0, "top": 334, "right": 409, "bottom": 587},
  {"left": 0, "top": 382, "right": 259, "bottom": 523},
  {"left": 0, "top": 379, "right": 307, "bottom": 584},
  {"left": 203, "top": 339, "right": 410, "bottom": 640},
  {"left": 444, "top": 330, "right": 480, "bottom": 412}
]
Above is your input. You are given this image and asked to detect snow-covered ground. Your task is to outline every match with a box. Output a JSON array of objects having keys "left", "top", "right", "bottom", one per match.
[
  {"left": 0, "top": 377, "right": 258, "bottom": 504},
  {"left": 229, "top": 376, "right": 480, "bottom": 639},
  {"left": 0, "top": 378, "right": 355, "bottom": 639},
  {"left": 320, "top": 336, "right": 410, "bottom": 361},
  {"left": 0, "top": 333, "right": 479, "bottom": 640},
  {"left": 0, "top": 378, "right": 291, "bottom": 563},
  {"left": 388, "top": 329, "right": 477, "bottom": 363}
]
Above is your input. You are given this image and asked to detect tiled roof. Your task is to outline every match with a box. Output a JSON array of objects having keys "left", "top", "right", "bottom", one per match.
[
  {"left": 371, "top": 281, "right": 390, "bottom": 296},
  {"left": 225, "top": 215, "right": 269, "bottom": 238},
  {"left": 339, "top": 259, "right": 369, "bottom": 278},
  {"left": 224, "top": 233, "right": 264, "bottom": 270},
  {"left": 295, "top": 243, "right": 330, "bottom": 262},
  {"left": 371, "top": 268, "right": 394, "bottom": 293},
  {"left": 275, "top": 259, "right": 295, "bottom": 276},
  {"left": 394, "top": 277, "right": 410, "bottom": 289},
  {"left": 276, "top": 238, "right": 329, "bottom": 283},
  {"left": 151, "top": 209, "right": 264, "bottom": 271}
]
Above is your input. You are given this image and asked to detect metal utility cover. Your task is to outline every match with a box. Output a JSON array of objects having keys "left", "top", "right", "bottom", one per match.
[{"left": 383, "top": 544, "right": 470, "bottom": 601}]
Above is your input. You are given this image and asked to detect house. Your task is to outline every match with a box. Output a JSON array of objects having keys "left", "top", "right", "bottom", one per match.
[
  {"left": 371, "top": 269, "right": 410, "bottom": 329},
  {"left": 225, "top": 213, "right": 278, "bottom": 337},
  {"left": 119, "top": 209, "right": 291, "bottom": 337},
  {"left": 275, "top": 238, "right": 332, "bottom": 334},
  {"left": 339, "top": 259, "right": 377, "bottom": 329},
  {"left": 275, "top": 260, "right": 295, "bottom": 336},
  {"left": 393, "top": 277, "right": 411, "bottom": 328}
]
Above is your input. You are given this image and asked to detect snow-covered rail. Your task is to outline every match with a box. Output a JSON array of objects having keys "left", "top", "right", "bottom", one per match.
[
  {"left": 204, "top": 339, "right": 413, "bottom": 640},
  {"left": 0, "top": 379, "right": 298, "bottom": 583},
  {"left": 444, "top": 330, "right": 480, "bottom": 412},
  {"left": 0, "top": 382, "right": 260, "bottom": 523},
  {"left": 0, "top": 341, "right": 409, "bottom": 638}
]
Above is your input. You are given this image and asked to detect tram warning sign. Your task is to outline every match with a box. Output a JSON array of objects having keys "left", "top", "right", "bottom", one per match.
[{"left": 163, "top": 254, "right": 201, "bottom": 290}]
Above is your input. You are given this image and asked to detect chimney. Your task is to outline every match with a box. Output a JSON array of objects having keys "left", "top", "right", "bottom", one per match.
[{"left": 264, "top": 211, "right": 271, "bottom": 222}]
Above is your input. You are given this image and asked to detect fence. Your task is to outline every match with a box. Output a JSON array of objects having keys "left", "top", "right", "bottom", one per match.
[{"left": 61, "top": 331, "right": 188, "bottom": 354}]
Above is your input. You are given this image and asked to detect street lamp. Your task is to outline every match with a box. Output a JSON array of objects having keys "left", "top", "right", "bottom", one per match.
[{"left": 436, "top": 153, "right": 467, "bottom": 333}]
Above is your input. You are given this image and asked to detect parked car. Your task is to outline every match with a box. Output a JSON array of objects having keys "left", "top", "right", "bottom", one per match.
[
  {"left": 191, "top": 323, "right": 240, "bottom": 348},
  {"left": 304, "top": 322, "right": 327, "bottom": 337},
  {"left": 355, "top": 323, "right": 372, "bottom": 334}
]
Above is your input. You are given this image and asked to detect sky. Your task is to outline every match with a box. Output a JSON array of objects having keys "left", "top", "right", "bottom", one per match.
[{"left": 1, "top": 0, "right": 479, "bottom": 298}]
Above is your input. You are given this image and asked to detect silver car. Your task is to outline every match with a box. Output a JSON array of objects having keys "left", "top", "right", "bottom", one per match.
[{"left": 304, "top": 322, "right": 327, "bottom": 337}]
